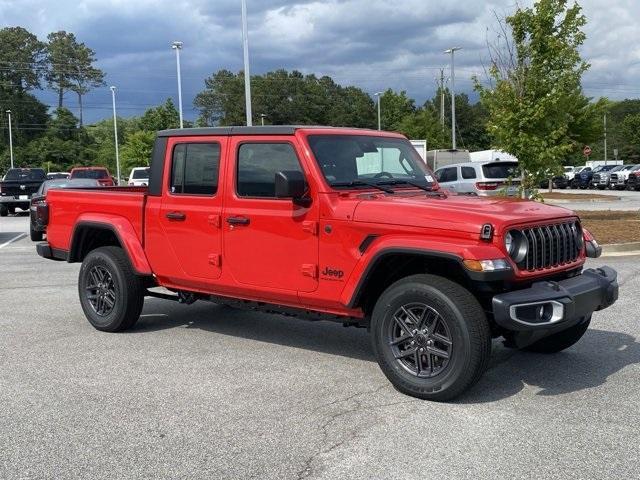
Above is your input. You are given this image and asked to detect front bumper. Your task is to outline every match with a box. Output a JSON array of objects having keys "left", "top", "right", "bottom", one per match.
[
  {"left": 0, "top": 195, "right": 31, "bottom": 205},
  {"left": 492, "top": 266, "right": 618, "bottom": 347}
]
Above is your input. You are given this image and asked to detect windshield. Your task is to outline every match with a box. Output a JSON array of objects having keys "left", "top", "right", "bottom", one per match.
[
  {"left": 4, "top": 168, "right": 46, "bottom": 181},
  {"left": 72, "top": 169, "right": 108, "bottom": 179},
  {"left": 481, "top": 162, "right": 520, "bottom": 179},
  {"left": 131, "top": 168, "right": 149, "bottom": 179},
  {"left": 307, "top": 135, "right": 433, "bottom": 189}
]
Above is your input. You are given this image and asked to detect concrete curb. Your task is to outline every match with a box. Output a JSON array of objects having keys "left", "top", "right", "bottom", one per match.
[
  {"left": 545, "top": 197, "right": 620, "bottom": 204},
  {"left": 601, "top": 242, "right": 640, "bottom": 257}
]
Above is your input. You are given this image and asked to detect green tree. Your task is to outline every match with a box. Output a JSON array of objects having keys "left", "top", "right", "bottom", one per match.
[
  {"left": 620, "top": 114, "right": 640, "bottom": 160},
  {"left": 395, "top": 109, "right": 449, "bottom": 148},
  {"left": 46, "top": 31, "right": 105, "bottom": 116},
  {"left": 121, "top": 130, "right": 155, "bottom": 173},
  {"left": 379, "top": 89, "right": 415, "bottom": 131},
  {"left": 476, "top": 0, "right": 599, "bottom": 191},
  {"left": 0, "top": 26, "right": 46, "bottom": 92},
  {"left": 194, "top": 69, "right": 376, "bottom": 128},
  {"left": 139, "top": 98, "right": 180, "bottom": 131}
]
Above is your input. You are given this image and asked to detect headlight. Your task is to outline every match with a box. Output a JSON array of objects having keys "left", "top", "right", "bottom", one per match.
[{"left": 505, "top": 229, "right": 528, "bottom": 263}]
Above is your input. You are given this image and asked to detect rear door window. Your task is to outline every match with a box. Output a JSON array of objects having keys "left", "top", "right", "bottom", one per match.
[
  {"left": 461, "top": 166, "right": 476, "bottom": 179},
  {"left": 171, "top": 143, "right": 221, "bottom": 195}
]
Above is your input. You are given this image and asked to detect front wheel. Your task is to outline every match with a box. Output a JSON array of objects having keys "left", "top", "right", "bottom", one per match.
[
  {"left": 524, "top": 317, "right": 591, "bottom": 353},
  {"left": 78, "top": 246, "right": 144, "bottom": 332},
  {"left": 371, "top": 274, "right": 491, "bottom": 401},
  {"left": 0, "top": 205, "right": 7, "bottom": 217}
]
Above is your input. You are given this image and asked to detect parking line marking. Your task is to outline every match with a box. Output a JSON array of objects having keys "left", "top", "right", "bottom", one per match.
[{"left": 0, "top": 233, "right": 27, "bottom": 249}]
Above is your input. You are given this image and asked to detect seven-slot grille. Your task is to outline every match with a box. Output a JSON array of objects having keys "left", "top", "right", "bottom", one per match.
[{"left": 519, "top": 221, "right": 581, "bottom": 271}]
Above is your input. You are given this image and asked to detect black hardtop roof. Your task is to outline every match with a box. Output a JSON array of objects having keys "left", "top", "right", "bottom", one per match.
[{"left": 156, "top": 125, "right": 385, "bottom": 137}]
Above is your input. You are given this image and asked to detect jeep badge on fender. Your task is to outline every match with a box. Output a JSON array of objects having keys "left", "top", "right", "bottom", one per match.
[{"left": 321, "top": 267, "right": 344, "bottom": 279}]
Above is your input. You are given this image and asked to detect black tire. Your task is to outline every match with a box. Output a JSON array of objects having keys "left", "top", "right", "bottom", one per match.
[
  {"left": 370, "top": 274, "right": 491, "bottom": 401},
  {"left": 78, "top": 246, "right": 144, "bottom": 332},
  {"left": 8, "top": 206, "right": 16, "bottom": 214},
  {"left": 524, "top": 317, "right": 591, "bottom": 353},
  {"left": 0, "top": 205, "right": 7, "bottom": 217},
  {"left": 30, "top": 225, "right": 43, "bottom": 242}
]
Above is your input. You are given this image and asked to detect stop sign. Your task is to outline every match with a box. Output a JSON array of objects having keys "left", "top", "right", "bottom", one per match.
[{"left": 583, "top": 145, "right": 592, "bottom": 156}]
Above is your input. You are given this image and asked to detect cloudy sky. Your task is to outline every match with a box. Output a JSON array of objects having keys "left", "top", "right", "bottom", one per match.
[{"left": 2, "top": 0, "right": 639, "bottom": 123}]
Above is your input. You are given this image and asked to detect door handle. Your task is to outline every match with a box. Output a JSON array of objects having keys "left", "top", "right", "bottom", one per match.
[
  {"left": 166, "top": 211, "right": 186, "bottom": 221},
  {"left": 226, "top": 216, "right": 250, "bottom": 226}
]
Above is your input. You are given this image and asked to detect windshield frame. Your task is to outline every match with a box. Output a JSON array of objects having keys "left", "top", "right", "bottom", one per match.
[{"left": 305, "top": 133, "right": 436, "bottom": 192}]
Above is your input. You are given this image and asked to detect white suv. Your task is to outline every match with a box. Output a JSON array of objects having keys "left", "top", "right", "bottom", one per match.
[
  {"left": 434, "top": 160, "right": 521, "bottom": 197},
  {"left": 127, "top": 167, "right": 150, "bottom": 186}
]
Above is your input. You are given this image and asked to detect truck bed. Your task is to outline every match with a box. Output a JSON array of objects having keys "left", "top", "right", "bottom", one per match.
[{"left": 45, "top": 187, "right": 148, "bottom": 252}]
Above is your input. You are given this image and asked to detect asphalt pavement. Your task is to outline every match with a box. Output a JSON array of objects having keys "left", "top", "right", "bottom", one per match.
[{"left": 1, "top": 213, "right": 639, "bottom": 480}]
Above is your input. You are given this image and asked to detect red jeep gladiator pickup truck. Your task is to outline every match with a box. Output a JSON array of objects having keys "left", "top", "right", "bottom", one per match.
[{"left": 35, "top": 126, "right": 618, "bottom": 401}]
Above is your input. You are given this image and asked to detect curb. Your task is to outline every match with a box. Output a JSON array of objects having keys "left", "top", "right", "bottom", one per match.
[
  {"left": 601, "top": 242, "right": 640, "bottom": 257},
  {"left": 545, "top": 197, "right": 620, "bottom": 204}
]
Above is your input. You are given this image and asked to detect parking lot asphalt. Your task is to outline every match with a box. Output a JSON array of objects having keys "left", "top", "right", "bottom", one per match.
[{"left": 1, "top": 213, "right": 639, "bottom": 480}]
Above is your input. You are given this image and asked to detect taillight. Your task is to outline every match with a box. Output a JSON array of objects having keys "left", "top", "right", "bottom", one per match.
[
  {"left": 476, "top": 182, "right": 500, "bottom": 191},
  {"left": 36, "top": 202, "right": 49, "bottom": 225}
]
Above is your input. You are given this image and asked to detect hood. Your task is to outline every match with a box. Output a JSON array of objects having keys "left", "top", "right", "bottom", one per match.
[{"left": 352, "top": 192, "right": 574, "bottom": 235}]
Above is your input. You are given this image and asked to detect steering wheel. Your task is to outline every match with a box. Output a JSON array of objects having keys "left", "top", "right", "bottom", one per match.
[{"left": 373, "top": 171, "right": 394, "bottom": 179}]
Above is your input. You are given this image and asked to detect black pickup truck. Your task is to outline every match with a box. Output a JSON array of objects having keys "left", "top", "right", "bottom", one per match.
[{"left": 0, "top": 168, "right": 47, "bottom": 216}]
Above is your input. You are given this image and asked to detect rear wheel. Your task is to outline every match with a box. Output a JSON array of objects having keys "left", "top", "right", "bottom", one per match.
[
  {"left": 0, "top": 205, "right": 7, "bottom": 217},
  {"left": 78, "top": 246, "right": 144, "bottom": 332},
  {"left": 524, "top": 317, "right": 591, "bottom": 353},
  {"left": 30, "top": 225, "right": 43, "bottom": 242},
  {"left": 370, "top": 274, "right": 491, "bottom": 401}
]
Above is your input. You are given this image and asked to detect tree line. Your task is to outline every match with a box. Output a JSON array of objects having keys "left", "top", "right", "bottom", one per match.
[{"left": 2, "top": 0, "right": 640, "bottom": 185}]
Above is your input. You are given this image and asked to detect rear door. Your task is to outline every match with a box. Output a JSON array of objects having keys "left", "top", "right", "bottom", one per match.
[
  {"left": 222, "top": 137, "right": 319, "bottom": 293},
  {"left": 159, "top": 136, "right": 227, "bottom": 280}
]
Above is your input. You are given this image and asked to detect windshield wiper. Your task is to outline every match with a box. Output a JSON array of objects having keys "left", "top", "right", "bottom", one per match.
[
  {"left": 330, "top": 180, "right": 395, "bottom": 194},
  {"left": 377, "top": 179, "right": 436, "bottom": 192}
]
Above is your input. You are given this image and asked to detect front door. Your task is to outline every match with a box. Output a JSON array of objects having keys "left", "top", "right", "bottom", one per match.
[
  {"left": 159, "top": 137, "right": 227, "bottom": 280},
  {"left": 222, "top": 137, "right": 319, "bottom": 293}
]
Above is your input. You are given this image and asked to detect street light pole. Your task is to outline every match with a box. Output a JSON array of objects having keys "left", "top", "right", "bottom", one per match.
[
  {"left": 241, "top": 0, "right": 253, "bottom": 126},
  {"left": 6, "top": 110, "right": 14, "bottom": 169},
  {"left": 444, "top": 47, "right": 461, "bottom": 150},
  {"left": 110, "top": 86, "right": 121, "bottom": 185},
  {"left": 604, "top": 113, "right": 607, "bottom": 165},
  {"left": 374, "top": 92, "right": 383, "bottom": 130},
  {"left": 172, "top": 41, "right": 184, "bottom": 129}
]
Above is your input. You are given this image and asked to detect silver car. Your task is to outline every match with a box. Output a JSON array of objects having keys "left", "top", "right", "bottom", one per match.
[{"left": 434, "top": 160, "right": 521, "bottom": 197}]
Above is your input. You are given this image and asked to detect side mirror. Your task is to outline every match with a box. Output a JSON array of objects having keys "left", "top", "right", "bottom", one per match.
[{"left": 275, "top": 170, "right": 310, "bottom": 206}]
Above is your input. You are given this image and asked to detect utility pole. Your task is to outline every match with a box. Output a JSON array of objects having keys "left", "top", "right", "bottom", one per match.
[
  {"left": 439, "top": 69, "right": 446, "bottom": 128},
  {"left": 260, "top": 113, "right": 266, "bottom": 126},
  {"left": 172, "top": 41, "right": 184, "bottom": 129},
  {"left": 374, "top": 92, "right": 383, "bottom": 130},
  {"left": 110, "top": 86, "right": 121, "bottom": 185},
  {"left": 6, "top": 110, "right": 13, "bottom": 169},
  {"left": 604, "top": 113, "right": 607, "bottom": 165},
  {"left": 444, "top": 47, "right": 461, "bottom": 150},
  {"left": 241, "top": 0, "right": 253, "bottom": 126}
]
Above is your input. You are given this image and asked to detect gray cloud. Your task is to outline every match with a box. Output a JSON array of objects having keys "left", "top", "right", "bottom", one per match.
[{"left": 1, "top": 0, "right": 638, "bottom": 123}]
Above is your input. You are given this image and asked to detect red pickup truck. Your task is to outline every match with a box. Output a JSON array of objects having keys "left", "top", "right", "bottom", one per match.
[{"left": 35, "top": 126, "right": 618, "bottom": 401}]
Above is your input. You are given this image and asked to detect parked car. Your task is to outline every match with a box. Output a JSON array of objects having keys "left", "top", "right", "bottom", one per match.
[
  {"left": 563, "top": 166, "right": 578, "bottom": 183},
  {"left": 609, "top": 164, "right": 640, "bottom": 190},
  {"left": 434, "top": 160, "right": 520, "bottom": 196},
  {"left": 47, "top": 172, "right": 70, "bottom": 180},
  {"left": 0, "top": 167, "right": 47, "bottom": 216},
  {"left": 627, "top": 170, "right": 640, "bottom": 191},
  {"left": 539, "top": 173, "right": 568, "bottom": 189},
  {"left": 127, "top": 167, "right": 150, "bottom": 186},
  {"left": 35, "top": 126, "right": 618, "bottom": 402},
  {"left": 575, "top": 165, "right": 616, "bottom": 189},
  {"left": 569, "top": 166, "right": 591, "bottom": 188},
  {"left": 591, "top": 165, "right": 625, "bottom": 190},
  {"left": 30, "top": 178, "right": 100, "bottom": 241},
  {"left": 69, "top": 167, "right": 115, "bottom": 186}
]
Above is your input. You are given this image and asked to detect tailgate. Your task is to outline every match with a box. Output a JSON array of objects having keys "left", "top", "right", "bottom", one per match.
[{"left": 0, "top": 181, "right": 42, "bottom": 197}]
